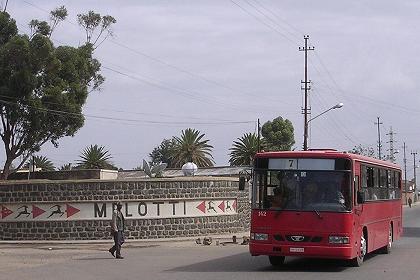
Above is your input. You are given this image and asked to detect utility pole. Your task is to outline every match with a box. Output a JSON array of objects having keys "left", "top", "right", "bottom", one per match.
[
  {"left": 374, "top": 117, "right": 383, "bottom": 159},
  {"left": 257, "top": 118, "right": 261, "bottom": 153},
  {"left": 299, "top": 35, "right": 314, "bottom": 151},
  {"left": 412, "top": 151, "right": 417, "bottom": 195},
  {"left": 386, "top": 126, "right": 397, "bottom": 163},
  {"left": 403, "top": 143, "right": 408, "bottom": 204}
]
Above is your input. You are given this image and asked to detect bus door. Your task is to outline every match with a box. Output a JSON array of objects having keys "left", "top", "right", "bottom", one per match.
[{"left": 353, "top": 162, "right": 364, "bottom": 252}]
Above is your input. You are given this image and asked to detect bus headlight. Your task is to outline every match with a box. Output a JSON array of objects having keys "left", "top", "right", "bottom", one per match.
[
  {"left": 251, "top": 233, "right": 268, "bottom": 241},
  {"left": 329, "top": 236, "right": 350, "bottom": 244}
]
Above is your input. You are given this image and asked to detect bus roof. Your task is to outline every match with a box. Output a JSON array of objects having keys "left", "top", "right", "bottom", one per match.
[{"left": 255, "top": 150, "right": 401, "bottom": 170}]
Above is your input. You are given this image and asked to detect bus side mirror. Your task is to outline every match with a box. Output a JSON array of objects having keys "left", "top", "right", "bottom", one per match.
[
  {"left": 239, "top": 177, "right": 246, "bottom": 191},
  {"left": 357, "top": 191, "right": 365, "bottom": 204}
]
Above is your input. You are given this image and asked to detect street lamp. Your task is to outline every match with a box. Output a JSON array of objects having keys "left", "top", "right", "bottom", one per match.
[{"left": 304, "top": 102, "right": 343, "bottom": 150}]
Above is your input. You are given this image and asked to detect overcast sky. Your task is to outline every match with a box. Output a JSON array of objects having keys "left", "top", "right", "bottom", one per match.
[{"left": 3, "top": 0, "right": 420, "bottom": 176}]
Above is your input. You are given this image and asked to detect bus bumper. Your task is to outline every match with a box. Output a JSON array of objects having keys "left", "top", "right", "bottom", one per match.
[{"left": 249, "top": 242, "right": 354, "bottom": 259}]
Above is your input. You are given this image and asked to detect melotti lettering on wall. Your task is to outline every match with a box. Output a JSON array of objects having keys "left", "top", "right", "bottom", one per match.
[{"left": 0, "top": 199, "right": 238, "bottom": 222}]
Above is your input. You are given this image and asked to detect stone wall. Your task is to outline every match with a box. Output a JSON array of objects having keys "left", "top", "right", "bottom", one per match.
[
  {"left": 8, "top": 169, "right": 118, "bottom": 181},
  {"left": 0, "top": 177, "right": 250, "bottom": 240}
]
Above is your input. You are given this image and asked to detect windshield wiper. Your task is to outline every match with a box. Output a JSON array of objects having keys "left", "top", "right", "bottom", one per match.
[{"left": 314, "top": 210, "right": 323, "bottom": 219}]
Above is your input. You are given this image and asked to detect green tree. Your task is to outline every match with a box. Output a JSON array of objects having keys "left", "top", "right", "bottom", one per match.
[
  {"left": 350, "top": 144, "right": 376, "bottom": 157},
  {"left": 29, "top": 19, "right": 50, "bottom": 38},
  {"left": 229, "top": 132, "right": 259, "bottom": 166},
  {"left": 0, "top": 9, "right": 115, "bottom": 179},
  {"left": 261, "top": 116, "right": 295, "bottom": 151},
  {"left": 76, "top": 144, "right": 116, "bottom": 169},
  {"left": 49, "top": 6, "right": 68, "bottom": 37},
  {"left": 29, "top": 7, "right": 68, "bottom": 39},
  {"left": 77, "top": 11, "right": 116, "bottom": 48},
  {"left": 149, "top": 138, "right": 175, "bottom": 167},
  {"left": 59, "top": 163, "right": 72, "bottom": 171},
  {"left": 171, "top": 128, "right": 214, "bottom": 167},
  {"left": 24, "top": 155, "right": 55, "bottom": 171}
]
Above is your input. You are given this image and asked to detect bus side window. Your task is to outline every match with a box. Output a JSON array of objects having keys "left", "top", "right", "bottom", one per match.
[
  {"left": 354, "top": 175, "right": 359, "bottom": 205},
  {"left": 396, "top": 171, "right": 402, "bottom": 199},
  {"left": 379, "top": 169, "right": 387, "bottom": 199},
  {"left": 361, "top": 165, "right": 369, "bottom": 200}
]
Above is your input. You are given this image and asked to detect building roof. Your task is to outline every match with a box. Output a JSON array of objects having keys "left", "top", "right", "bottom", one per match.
[{"left": 117, "top": 166, "right": 251, "bottom": 179}]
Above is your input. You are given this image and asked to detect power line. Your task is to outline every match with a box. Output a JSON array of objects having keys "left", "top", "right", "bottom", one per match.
[
  {"left": 310, "top": 88, "right": 359, "bottom": 144},
  {"left": 229, "top": 0, "right": 298, "bottom": 46},
  {"left": 307, "top": 52, "right": 380, "bottom": 126},
  {"left": 16, "top": 20, "right": 277, "bottom": 116},
  {"left": 22, "top": 0, "right": 420, "bottom": 117},
  {"left": 18, "top": 0, "right": 420, "bottom": 149},
  {"left": 22, "top": 0, "right": 287, "bottom": 107},
  {"left": 101, "top": 65, "right": 278, "bottom": 113},
  {"left": 242, "top": 0, "right": 301, "bottom": 43},
  {"left": 310, "top": 48, "right": 420, "bottom": 115},
  {"left": 250, "top": 0, "right": 304, "bottom": 38},
  {"left": 228, "top": 1, "right": 368, "bottom": 148},
  {"left": 108, "top": 40, "right": 281, "bottom": 103},
  {"left": 0, "top": 92, "right": 246, "bottom": 124},
  {"left": 0, "top": 99, "right": 254, "bottom": 126},
  {"left": 0, "top": 93, "right": 231, "bottom": 123}
]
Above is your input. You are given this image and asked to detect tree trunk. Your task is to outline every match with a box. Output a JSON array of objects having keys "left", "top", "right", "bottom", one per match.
[{"left": 0, "top": 158, "right": 13, "bottom": 180}]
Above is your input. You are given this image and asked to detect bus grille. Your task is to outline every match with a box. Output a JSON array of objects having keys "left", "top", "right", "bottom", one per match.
[
  {"left": 274, "top": 235, "right": 323, "bottom": 243},
  {"left": 273, "top": 234, "right": 284, "bottom": 241},
  {"left": 310, "top": 236, "right": 323, "bottom": 242},
  {"left": 284, "top": 235, "right": 323, "bottom": 243}
]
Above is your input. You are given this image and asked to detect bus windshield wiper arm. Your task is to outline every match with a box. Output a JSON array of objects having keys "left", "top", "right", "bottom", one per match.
[{"left": 314, "top": 210, "right": 323, "bottom": 219}]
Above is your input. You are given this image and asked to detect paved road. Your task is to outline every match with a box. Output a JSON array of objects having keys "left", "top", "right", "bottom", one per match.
[{"left": 1, "top": 205, "right": 419, "bottom": 280}]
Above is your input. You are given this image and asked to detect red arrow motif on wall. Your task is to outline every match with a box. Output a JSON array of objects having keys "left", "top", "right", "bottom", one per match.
[
  {"left": 32, "top": 205, "right": 46, "bottom": 218},
  {"left": 232, "top": 200, "right": 237, "bottom": 212},
  {"left": 1, "top": 205, "right": 13, "bottom": 219},
  {"left": 66, "top": 204, "right": 80, "bottom": 218},
  {"left": 196, "top": 201, "right": 206, "bottom": 213},
  {"left": 218, "top": 201, "right": 225, "bottom": 212}
]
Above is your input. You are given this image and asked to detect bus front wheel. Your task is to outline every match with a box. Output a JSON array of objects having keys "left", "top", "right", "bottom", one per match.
[
  {"left": 351, "top": 234, "right": 366, "bottom": 267},
  {"left": 269, "top": 256, "right": 285, "bottom": 266}
]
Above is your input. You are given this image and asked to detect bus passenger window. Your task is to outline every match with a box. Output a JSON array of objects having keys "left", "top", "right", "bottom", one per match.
[{"left": 354, "top": 175, "right": 359, "bottom": 205}]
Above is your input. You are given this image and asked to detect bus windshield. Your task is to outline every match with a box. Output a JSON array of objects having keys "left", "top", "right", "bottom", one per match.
[{"left": 252, "top": 170, "right": 351, "bottom": 212}]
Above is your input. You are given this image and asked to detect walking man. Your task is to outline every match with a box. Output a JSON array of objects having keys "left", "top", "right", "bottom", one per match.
[
  {"left": 408, "top": 197, "right": 412, "bottom": 208},
  {"left": 109, "top": 201, "right": 125, "bottom": 259}
]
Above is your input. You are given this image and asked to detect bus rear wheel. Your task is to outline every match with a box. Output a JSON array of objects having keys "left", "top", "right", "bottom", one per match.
[
  {"left": 269, "top": 256, "right": 285, "bottom": 266},
  {"left": 379, "top": 225, "right": 393, "bottom": 254},
  {"left": 351, "top": 234, "right": 366, "bottom": 267}
]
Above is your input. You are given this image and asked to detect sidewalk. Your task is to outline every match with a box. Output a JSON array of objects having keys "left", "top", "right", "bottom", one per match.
[
  {"left": 0, "top": 232, "right": 251, "bottom": 275},
  {"left": 0, "top": 231, "right": 250, "bottom": 249}
]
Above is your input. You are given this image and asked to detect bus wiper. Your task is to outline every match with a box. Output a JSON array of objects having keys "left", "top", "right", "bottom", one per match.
[{"left": 314, "top": 210, "right": 323, "bottom": 219}]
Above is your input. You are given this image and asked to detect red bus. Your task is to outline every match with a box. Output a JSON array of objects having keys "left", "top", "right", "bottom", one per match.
[{"left": 249, "top": 150, "right": 402, "bottom": 266}]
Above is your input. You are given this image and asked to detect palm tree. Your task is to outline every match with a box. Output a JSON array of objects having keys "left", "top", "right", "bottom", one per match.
[
  {"left": 24, "top": 155, "right": 55, "bottom": 171},
  {"left": 77, "top": 144, "right": 115, "bottom": 169},
  {"left": 59, "top": 163, "right": 73, "bottom": 171},
  {"left": 171, "top": 128, "right": 215, "bottom": 167},
  {"left": 229, "top": 133, "right": 259, "bottom": 166}
]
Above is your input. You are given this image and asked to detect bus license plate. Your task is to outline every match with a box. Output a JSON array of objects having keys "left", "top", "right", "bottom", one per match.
[{"left": 290, "top": 247, "right": 304, "bottom": 253}]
